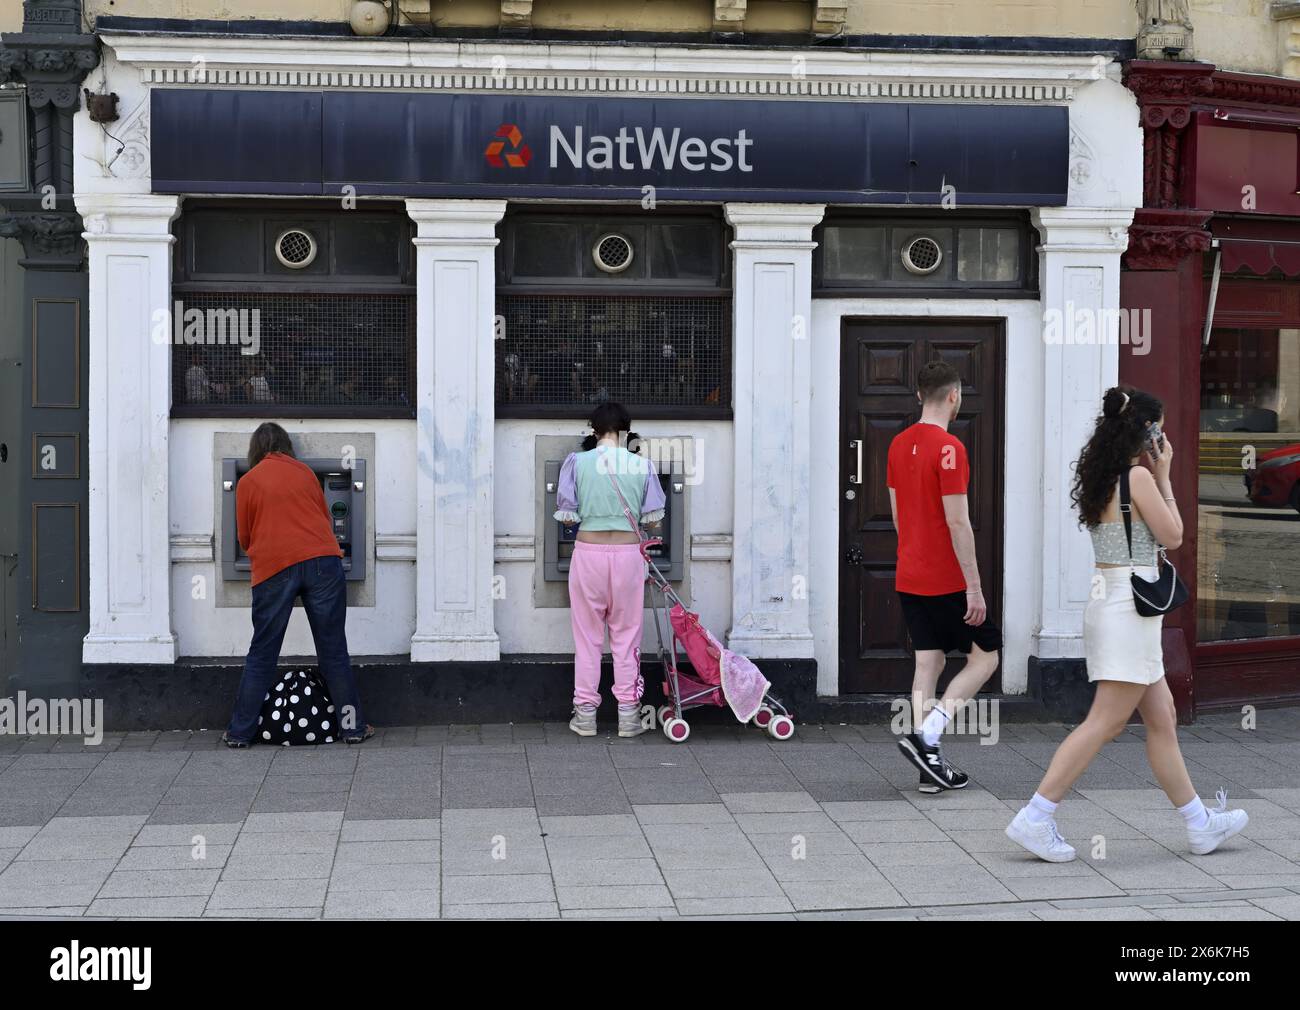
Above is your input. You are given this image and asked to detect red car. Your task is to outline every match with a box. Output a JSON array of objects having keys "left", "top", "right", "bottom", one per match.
[{"left": 1244, "top": 442, "right": 1300, "bottom": 513}]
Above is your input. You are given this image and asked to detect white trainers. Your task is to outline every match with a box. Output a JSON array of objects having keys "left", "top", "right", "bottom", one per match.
[
  {"left": 1188, "top": 790, "right": 1249, "bottom": 855},
  {"left": 1006, "top": 808, "right": 1077, "bottom": 863},
  {"left": 617, "top": 704, "right": 648, "bottom": 738},
  {"left": 569, "top": 704, "right": 597, "bottom": 737}
]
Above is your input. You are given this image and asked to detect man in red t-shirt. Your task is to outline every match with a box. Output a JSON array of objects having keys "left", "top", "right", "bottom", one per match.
[
  {"left": 886, "top": 361, "right": 1001, "bottom": 792},
  {"left": 222, "top": 423, "right": 373, "bottom": 747}
]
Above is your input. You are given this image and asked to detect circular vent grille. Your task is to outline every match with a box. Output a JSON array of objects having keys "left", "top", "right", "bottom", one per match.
[
  {"left": 592, "top": 233, "right": 634, "bottom": 274},
  {"left": 901, "top": 236, "right": 943, "bottom": 275},
  {"left": 275, "top": 228, "right": 318, "bottom": 269}
]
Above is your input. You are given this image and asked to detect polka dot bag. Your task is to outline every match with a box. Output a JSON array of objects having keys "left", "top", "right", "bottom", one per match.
[{"left": 257, "top": 670, "right": 337, "bottom": 746}]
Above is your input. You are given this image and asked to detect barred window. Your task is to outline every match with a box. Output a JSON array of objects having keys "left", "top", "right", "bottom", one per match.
[
  {"left": 170, "top": 292, "right": 415, "bottom": 418},
  {"left": 495, "top": 294, "right": 730, "bottom": 418}
]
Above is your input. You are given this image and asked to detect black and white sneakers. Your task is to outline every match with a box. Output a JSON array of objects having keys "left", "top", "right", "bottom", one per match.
[{"left": 898, "top": 732, "right": 969, "bottom": 791}]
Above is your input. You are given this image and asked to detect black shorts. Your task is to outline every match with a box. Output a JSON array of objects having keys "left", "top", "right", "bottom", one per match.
[{"left": 898, "top": 590, "right": 1002, "bottom": 655}]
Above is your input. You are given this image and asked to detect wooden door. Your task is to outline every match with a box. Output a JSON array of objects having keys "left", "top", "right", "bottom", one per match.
[{"left": 839, "top": 318, "right": 1004, "bottom": 694}]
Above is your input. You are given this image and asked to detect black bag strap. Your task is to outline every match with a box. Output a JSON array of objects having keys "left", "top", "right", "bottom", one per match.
[{"left": 1118, "top": 467, "right": 1135, "bottom": 567}]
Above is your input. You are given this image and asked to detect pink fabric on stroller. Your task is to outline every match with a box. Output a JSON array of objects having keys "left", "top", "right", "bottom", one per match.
[
  {"left": 669, "top": 603, "right": 770, "bottom": 723},
  {"left": 720, "top": 650, "right": 771, "bottom": 724},
  {"left": 670, "top": 604, "right": 722, "bottom": 685}
]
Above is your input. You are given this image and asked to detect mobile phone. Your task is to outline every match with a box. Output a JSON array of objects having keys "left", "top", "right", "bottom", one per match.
[{"left": 1146, "top": 422, "right": 1165, "bottom": 457}]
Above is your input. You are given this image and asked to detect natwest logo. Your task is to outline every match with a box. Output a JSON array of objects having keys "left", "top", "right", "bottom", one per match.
[
  {"left": 550, "top": 126, "right": 753, "bottom": 173},
  {"left": 485, "top": 124, "right": 532, "bottom": 168}
]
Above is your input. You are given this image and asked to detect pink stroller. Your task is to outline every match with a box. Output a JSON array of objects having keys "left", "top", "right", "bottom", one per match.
[
  {"left": 604, "top": 467, "right": 794, "bottom": 743},
  {"left": 642, "top": 546, "right": 795, "bottom": 743}
]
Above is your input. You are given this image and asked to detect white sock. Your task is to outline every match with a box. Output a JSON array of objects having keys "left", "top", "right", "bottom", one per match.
[
  {"left": 1025, "top": 792, "right": 1058, "bottom": 825},
  {"left": 919, "top": 707, "right": 950, "bottom": 747},
  {"left": 1178, "top": 796, "right": 1209, "bottom": 830}
]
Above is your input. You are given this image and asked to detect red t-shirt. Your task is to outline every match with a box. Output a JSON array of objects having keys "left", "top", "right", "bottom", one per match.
[
  {"left": 886, "top": 423, "right": 970, "bottom": 596},
  {"left": 236, "top": 453, "right": 343, "bottom": 586}
]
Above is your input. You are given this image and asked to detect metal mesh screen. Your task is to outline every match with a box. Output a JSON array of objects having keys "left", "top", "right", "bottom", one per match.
[
  {"left": 170, "top": 292, "right": 414, "bottom": 413},
  {"left": 495, "top": 294, "right": 730, "bottom": 412}
]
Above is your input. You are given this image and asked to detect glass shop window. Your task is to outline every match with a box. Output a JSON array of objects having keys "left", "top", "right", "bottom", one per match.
[
  {"left": 495, "top": 211, "right": 731, "bottom": 419},
  {"left": 170, "top": 205, "right": 415, "bottom": 418},
  {"left": 1198, "top": 326, "right": 1300, "bottom": 642}
]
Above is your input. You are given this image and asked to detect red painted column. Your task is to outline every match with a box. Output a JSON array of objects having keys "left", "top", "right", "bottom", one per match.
[{"left": 1121, "top": 209, "right": 1212, "bottom": 722}]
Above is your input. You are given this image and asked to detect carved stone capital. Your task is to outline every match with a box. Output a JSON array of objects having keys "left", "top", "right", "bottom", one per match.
[
  {"left": 0, "top": 208, "right": 86, "bottom": 268},
  {"left": 812, "top": 0, "right": 850, "bottom": 36},
  {"left": 713, "top": 0, "right": 747, "bottom": 35},
  {"left": 1135, "top": 1, "right": 1195, "bottom": 61},
  {"left": 1122, "top": 209, "right": 1212, "bottom": 271},
  {"left": 0, "top": 1, "right": 99, "bottom": 110},
  {"left": 499, "top": 0, "right": 534, "bottom": 34}
]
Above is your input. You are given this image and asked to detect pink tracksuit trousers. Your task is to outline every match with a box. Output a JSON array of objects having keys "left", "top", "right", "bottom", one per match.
[{"left": 568, "top": 541, "right": 646, "bottom": 709}]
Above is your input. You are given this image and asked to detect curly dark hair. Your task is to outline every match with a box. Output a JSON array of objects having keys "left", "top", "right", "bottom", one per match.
[{"left": 1070, "top": 385, "right": 1164, "bottom": 527}]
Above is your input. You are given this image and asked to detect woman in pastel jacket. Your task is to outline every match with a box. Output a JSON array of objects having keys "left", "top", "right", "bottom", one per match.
[{"left": 554, "top": 402, "right": 666, "bottom": 737}]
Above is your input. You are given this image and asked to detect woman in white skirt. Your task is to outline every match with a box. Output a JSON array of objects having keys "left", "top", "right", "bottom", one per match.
[{"left": 1006, "top": 386, "right": 1248, "bottom": 862}]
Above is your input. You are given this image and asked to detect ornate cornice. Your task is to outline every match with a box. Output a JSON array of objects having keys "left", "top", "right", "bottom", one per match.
[
  {"left": 1122, "top": 208, "right": 1211, "bottom": 270},
  {"left": 104, "top": 35, "right": 1098, "bottom": 104}
]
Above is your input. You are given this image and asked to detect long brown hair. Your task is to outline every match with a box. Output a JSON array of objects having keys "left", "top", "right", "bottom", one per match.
[
  {"left": 246, "top": 422, "right": 295, "bottom": 468},
  {"left": 1070, "top": 385, "right": 1164, "bottom": 527}
]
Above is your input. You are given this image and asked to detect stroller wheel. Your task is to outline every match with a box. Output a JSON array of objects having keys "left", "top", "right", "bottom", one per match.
[
  {"left": 751, "top": 705, "right": 774, "bottom": 729},
  {"left": 657, "top": 704, "right": 676, "bottom": 729},
  {"left": 767, "top": 715, "right": 795, "bottom": 741},
  {"left": 663, "top": 717, "right": 691, "bottom": 743}
]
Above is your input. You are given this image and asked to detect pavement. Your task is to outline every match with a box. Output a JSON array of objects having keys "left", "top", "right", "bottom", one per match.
[{"left": 2, "top": 709, "right": 1299, "bottom": 921}]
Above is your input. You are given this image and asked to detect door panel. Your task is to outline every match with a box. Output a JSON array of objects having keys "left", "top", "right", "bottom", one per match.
[{"left": 839, "top": 319, "right": 1005, "bottom": 694}]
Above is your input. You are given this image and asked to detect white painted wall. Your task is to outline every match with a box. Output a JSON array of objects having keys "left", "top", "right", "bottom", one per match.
[{"left": 168, "top": 419, "right": 416, "bottom": 657}]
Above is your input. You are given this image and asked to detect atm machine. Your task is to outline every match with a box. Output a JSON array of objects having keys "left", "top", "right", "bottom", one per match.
[
  {"left": 541, "top": 459, "right": 685, "bottom": 582},
  {"left": 220, "top": 457, "right": 367, "bottom": 581}
]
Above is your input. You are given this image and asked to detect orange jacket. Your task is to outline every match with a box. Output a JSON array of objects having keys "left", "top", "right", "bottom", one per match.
[{"left": 236, "top": 453, "right": 342, "bottom": 586}]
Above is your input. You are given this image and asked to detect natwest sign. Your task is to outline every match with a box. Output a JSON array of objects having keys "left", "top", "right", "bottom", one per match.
[
  {"left": 152, "top": 90, "right": 1069, "bottom": 206},
  {"left": 547, "top": 125, "right": 754, "bottom": 173}
]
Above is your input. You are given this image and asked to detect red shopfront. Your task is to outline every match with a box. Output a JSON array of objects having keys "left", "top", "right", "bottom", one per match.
[{"left": 1124, "top": 62, "right": 1300, "bottom": 720}]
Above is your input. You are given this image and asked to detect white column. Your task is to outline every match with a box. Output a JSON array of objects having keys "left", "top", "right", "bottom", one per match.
[
  {"left": 76, "top": 193, "right": 181, "bottom": 664},
  {"left": 407, "top": 199, "right": 507, "bottom": 662},
  {"left": 724, "top": 203, "right": 824, "bottom": 658},
  {"left": 1031, "top": 206, "right": 1133, "bottom": 659}
]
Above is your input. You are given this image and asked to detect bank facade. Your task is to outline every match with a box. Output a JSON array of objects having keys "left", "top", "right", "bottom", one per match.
[{"left": 2, "top": 8, "right": 1144, "bottom": 728}]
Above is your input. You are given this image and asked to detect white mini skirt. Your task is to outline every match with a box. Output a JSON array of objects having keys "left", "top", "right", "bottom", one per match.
[{"left": 1083, "top": 566, "right": 1165, "bottom": 685}]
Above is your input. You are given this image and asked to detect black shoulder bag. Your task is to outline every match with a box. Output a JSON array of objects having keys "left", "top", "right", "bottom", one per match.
[{"left": 1119, "top": 467, "right": 1189, "bottom": 617}]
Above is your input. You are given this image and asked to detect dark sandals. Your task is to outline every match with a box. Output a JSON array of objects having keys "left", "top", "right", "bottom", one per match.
[
  {"left": 345, "top": 724, "right": 376, "bottom": 745},
  {"left": 221, "top": 732, "right": 250, "bottom": 749}
]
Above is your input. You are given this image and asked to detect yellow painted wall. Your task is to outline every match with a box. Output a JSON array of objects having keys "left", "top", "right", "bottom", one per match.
[
  {"left": 1, "top": 1, "right": 24, "bottom": 34},
  {"left": 842, "top": 0, "right": 1136, "bottom": 39},
  {"left": 1186, "top": 1, "right": 1287, "bottom": 76},
  {"left": 79, "top": 0, "right": 1138, "bottom": 39}
]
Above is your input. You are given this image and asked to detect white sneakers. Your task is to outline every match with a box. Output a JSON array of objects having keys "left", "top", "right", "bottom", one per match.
[
  {"left": 568, "top": 704, "right": 597, "bottom": 737},
  {"left": 1005, "top": 809, "right": 1078, "bottom": 863},
  {"left": 1187, "top": 790, "right": 1249, "bottom": 856},
  {"left": 1007, "top": 788, "right": 1249, "bottom": 863},
  {"left": 568, "top": 703, "right": 648, "bottom": 738}
]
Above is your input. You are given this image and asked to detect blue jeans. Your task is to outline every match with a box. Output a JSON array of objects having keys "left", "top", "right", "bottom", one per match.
[{"left": 226, "top": 555, "right": 367, "bottom": 744}]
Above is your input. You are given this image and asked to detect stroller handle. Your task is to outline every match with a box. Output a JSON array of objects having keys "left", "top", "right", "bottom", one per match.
[{"left": 638, "top": 537, "right": 663, "bottom": 563}]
